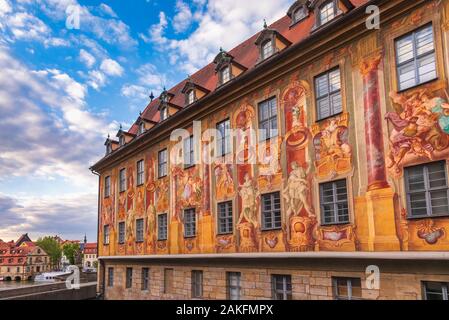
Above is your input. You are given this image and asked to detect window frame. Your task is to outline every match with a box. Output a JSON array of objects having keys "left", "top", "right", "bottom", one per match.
[
  {"left": 184, "top": 208, "right": 197, "bottom": 238},
  {"left": 395, "top": 23, "right": 437, "bottom": 92},
  {"left": 103, "top": 225, "right": 110, "bottom": 245},
  {"left": 319, "top": 179, "right": 350, "bottom": 226},
  {"left": 271, "top": 274, "right": 292, "bottom": 300},
  {"left": 183, "top": 135, "right": 195, "bottom": 169},
  {"left": 119, "top": 168, "right": 126, "bottom": 193},
  {"left": 137, "top": 160, "right": 145, "bottom": 186},
  {"left": 138, "top": 122, "right": 145, "bottom": 135},
  {"left": 261, "top": 39, "right": 274, "bottom": 60},
  {"left": 404, "top": 161, "right": 449, "bottom": 219},
  {"left": 191, "top": 270, "right": 203, "bottom": 299},
  {"left": 217, "top": 201, "right": 233, "bottom": 235},
  {"left": 221, "top": 65, "right": 231, "bottom": 84},
  {"left": 125, "top": 267, "right": 133, "bottom": 289},
  {"left": 118, "top": 221, "right": 126, "bottom": 245},
  {"left": 258, "top": 96, "right": 278, "bottom": 141},
  {"left": 332, "top": 277, "right": 362, "bottom": 300},
  {"left": 158, "top": 213, "right": 168, "bottom": 241},
  {"left": 314, "top": 67, "right": 342, "bottom": 121},
  {"left": 135, "top": 218, "right": 145, "bottom": 243},
  {"left": 422, "top": 281, "right": 449, "bottom": 300},
  {"left": 160, "top": 105, "right": 168, "bottom": 121},
  {"left": 318, "top": 0, "right": 338, "bottom": 26},
  {"left": 107, "top": 267, "right": 114, "bottom": 287},
  {"left": 216, "top": 118, "right": 232, "bottom": 157},
  {"left": 104, "top": 176, "right": 111, "bottom": 198},
  {"left": 141, "top": 268, "right": 150, "bottom": 291},
  {"left": 226, "top": 272, "right": 242, "bottom": 300},
  {"left": 158, "top": 149, "right": 168, "bottom": 178},
  {"left": 261, "top": 192, "right": 282, "bottom": 231}
]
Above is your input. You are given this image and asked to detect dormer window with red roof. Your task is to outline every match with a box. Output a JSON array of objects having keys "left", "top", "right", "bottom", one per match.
[
  {"left": 138, "top": 122, "right": 145, "bottom": 135},
  {"left": 255, "top": 21, "right": 292, "bottom": 63},
  {"left": 310, "top": 0, "right": 354, "bottom": 30},
  {"left": 181, "top": 77, "right": 210, "bottom": 106},
  {"left": 158, "top": 88, "right": 180, "bottom": 119},
  {"left": 319, "top": 1, "right": 338, "bottom": 25},
  {"left": 160, "top": 106, "right": 168, "bottom": 121},
  {"left": 213, "top": 48, "right": 247, "bottom": 87},
  {"left": 287, "top": 0, "right": 309, "bottom": 26},
  {"left": 119, "top": 135, "right": 125, "bottom": 146}
]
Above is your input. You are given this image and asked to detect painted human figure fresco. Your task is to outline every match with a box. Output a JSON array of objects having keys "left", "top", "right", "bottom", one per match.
[
  {"left": 312, "top": 114, "right": 352, "bottom": 179},
  {"left": 214, "top": 163, "right": 235, "bottom": 199},
  {"left": 181, "top": 175, "right": 202, "bottom": 207},
  {"left": 237, "top": 172, "right": 260, "bottom": 252},
  {"left": 156, "top": 178, "right": 169, "bottom": 213},
  {"left": 283, "top": 161, "right": 314, "bottom": 218},
  {"left": 281, "top": 81, "right": 317, "bottom": 252},
  {"left": 385, "top": 89, "right": 449, "bottom": 175}
]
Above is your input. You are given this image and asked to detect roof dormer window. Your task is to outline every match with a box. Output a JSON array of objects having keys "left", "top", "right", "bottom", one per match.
[
  {"left": 187, "top": 90, "right": 195, "bottom": 105},
  {"left": 262, "top": 40, "right": 274, "bottom": 60},
  {"left": 319, "top": 1, "right": 336, "bottom": 25},
  {"left": 221, "top": 66, "right": 231, "bottom": 84},
  {"left": 106, "top": 143, "right": 112, "bottom": 155},
  {"left": 138, "top": 122, "right": 145, "bottom": 135},
  {"left": 160, "top": 106, "right": 168, "bottom": 121},
  {"left": 119, "top": 135, "right": 125, "bottom": 146},
  {"left": 293, "top": 6, "right": 307, "bottom": 23}
]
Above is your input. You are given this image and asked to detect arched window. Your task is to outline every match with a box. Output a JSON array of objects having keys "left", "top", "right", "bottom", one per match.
[
  {"left": 293, "top": 7, "right": 307, "bottom": 23},
  {"left": 262, "top": 40, "right": 274, "bottom": 59}
]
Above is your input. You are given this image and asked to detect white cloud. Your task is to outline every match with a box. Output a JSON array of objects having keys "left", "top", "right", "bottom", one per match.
[
  {"left": 140, "top": 0, "right": 291, "bottom": 73},
  {"left": 0, "top": 0, "right": 12, "bottom": 16},
  {"left": 79, "top": 49, "right": 96, "bottom": 68},
  {"left": 121, "top": 84, "right": 148, "bottom": 100},
  {"left": 100, "top": 58, "right": 124, "bottom": 77},
  {"left": 173, "top": 0, "right": 193, "bottom": 33},
  {"left": 86, "top": 69, "right": 107, "bottom": 90},
  {"left": 99, "top": 3, "right": 117, "bottom": 18}
]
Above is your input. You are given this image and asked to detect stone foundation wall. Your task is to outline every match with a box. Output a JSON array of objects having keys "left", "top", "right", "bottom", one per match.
[{"left": 101, "top": 259, "right": 449, "bottom": 300}]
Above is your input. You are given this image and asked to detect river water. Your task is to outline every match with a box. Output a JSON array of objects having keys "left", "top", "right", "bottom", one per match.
[{"left": 0, "top": 281, "right": 40, "bottom": 291}]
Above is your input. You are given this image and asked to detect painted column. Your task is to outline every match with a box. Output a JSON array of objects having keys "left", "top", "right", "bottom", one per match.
[{"left": 360, "top": 55, "right": 389, "bottom": 191}]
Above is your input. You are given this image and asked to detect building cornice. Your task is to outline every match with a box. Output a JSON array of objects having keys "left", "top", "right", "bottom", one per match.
[{"left": 99, "top": 251, "right": 449, "bottom": 262}]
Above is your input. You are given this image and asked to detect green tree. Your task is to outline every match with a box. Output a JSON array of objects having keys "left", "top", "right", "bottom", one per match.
[
  {"left": 36, "top": 237, "right": 62, "bottom": 269},
  {"left": 62, "top": 243, "right": 81, "bottom": 265}
]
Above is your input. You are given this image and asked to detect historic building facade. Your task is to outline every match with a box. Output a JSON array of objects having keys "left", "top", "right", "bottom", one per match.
[
  {"left": 91, "top": 0, "right": 449, "bottom": 300},
  {"left": 0, "top": 234, "right": 51, "bottom": 281}
]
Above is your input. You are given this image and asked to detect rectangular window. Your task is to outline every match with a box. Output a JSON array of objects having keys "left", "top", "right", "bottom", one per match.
[
  {"left": 137, "top": 160, "right": 145, "bottom": 186},
  {"left": 141, "top": 268, "right": 150, "bottom": 291},
  {"left": 319, "top": 1, "right": 337, "bottom": 25},
  {"left": 126, "top": 268, "right": 133, "bottom": 289},
  {"left": 423, "top": 282, "right": 449, "bottom": 300},
  {"left": 271, "top": 275, "right": 292, "bottom": 300},
  {"left": 396, "top": 24, "right": 436, "bottom": 91},
  {"left": 119, "top": 168, "right": 126, "bottom": 193},
  {"left": 191, "top": 270, "right": 203, "bottom": 299},
  {"left": 104, "top": 176, "right": 111, "bottom": 198},
  {"left": 315, "top": 68, "right": 342, "bottom": 120},
  {"left": 258, "top": 97, "right": 278, "bottom": 141},
  {"left": 184, "top": 136, "right": 195, "bottom": 168},
  {"left": 158, "top": 214, "right": 168, "bottom": 241},
  {"left": 118, "top": 222, "right": 125, "bottom": 244},
  {"left": 158, "top": 149, "right": 168, "bottom": 178},
  {"left": 107, "top": 267, "right": 114, "bottom": 287},
  {"left": 184, "top": 209, "right": 196, "bottom": 238},
  {"left": 217, "top": 201, "right": 233, "bottom": 235},
  {"left": 320, "top": 179, "right": 350, "bottom": 225},
  {"left": 103, "top": 225, "right": 110, "bottom": 245},
  {"left": 164, "top": 268, "right": 174, "bottom": 294},
  {"left": 405, "top": 161, "right": 449, "bottom": 218},
  {"left": 136, "top": 219, "right": 144, "bottom": 243},
  {"left": 227, "top": 272, "right": 241, "bottom": 300},
  {"left": 216, "top": 119, "right": 231, "bottom": 157},
  {"left": 332, "top": 277, "right": 362, "bottom": 300},
  {"left": 261, "top": 192, "right": 282, "bottom": 230}
]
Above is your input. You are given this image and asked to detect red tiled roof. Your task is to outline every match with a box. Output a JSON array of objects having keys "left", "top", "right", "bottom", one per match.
[{"left": 123, "top": 0, "right": 368, "bottom": 137}]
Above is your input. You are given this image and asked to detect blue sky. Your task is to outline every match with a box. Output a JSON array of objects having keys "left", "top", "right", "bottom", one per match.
[{"left": 0, "top": 0, "right": 292, "bottom": 242}]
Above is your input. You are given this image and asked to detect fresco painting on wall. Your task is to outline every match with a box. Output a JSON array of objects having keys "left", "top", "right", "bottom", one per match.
[
  {"left": 311, "top": 113, "right": 352, "bottom": 179},
  {"left": 385, "top": 89, "right": 449, "bottom": 176},
  {"left": 214, "top": 163, "right": 235, "bottom": 200},
  {"left": 281, "top": 82, "right": 317, "bottom": 252}
]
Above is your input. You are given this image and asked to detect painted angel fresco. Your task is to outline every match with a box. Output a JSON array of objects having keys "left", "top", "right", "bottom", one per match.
[
  {"left": 385, "top": 89, "right": 449, "bottom": 174},
  {"left": 283, "top": 161, "right": 314, "bottom": 218}
]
